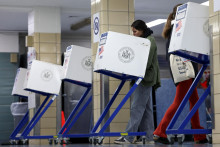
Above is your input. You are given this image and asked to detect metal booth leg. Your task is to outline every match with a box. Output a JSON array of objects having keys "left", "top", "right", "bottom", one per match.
[
  {"left": 58, "top": 86, "right": 91, "bottom": 135},
  {"left": 167, "top": 64, "right": 208, "bottom": 131},
  {"left": 166, "top": 64, "right": 212, "bottom": 145},
  {"left": 178, "top": 85, "right": 211, "bottom": 131},
  {"left": 62, "top": 95, "right": 92, "bottom": 137},
  {"left": 98, "top": 77, "right": 142, "bottom": 134},
  {"left": 10, "top": 110, "right": 29, "bottom": 140},
  {"left": 21, "top": 95, "right": 57, "bottom": 139},
  {"left": 91, "top": 79, "right": 126, "bottom": 134},
  {"left": 20, "top": 95, "right": 50, "bottom": 138}
]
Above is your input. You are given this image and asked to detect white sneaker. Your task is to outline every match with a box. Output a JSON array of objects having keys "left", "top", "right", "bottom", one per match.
[{"left": 114, "top": 137, "right": 131, "bottom": 144}]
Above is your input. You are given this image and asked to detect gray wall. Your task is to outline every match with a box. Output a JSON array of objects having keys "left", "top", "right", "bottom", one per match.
[
  {"left": 0, "top": 53, "right": 18, "bottom": 144},
  {"left": 0, "top": 33, "right": 26, "bottom": 144},
  {"left": 61, "top": 35, "right": 91, "bottom": 53}
]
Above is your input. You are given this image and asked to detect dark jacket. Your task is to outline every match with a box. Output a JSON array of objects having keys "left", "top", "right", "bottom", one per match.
[{"left": 141, "top": 35, "right": 161, "bottom": 90}]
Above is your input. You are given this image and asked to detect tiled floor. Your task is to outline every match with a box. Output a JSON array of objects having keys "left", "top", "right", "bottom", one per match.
[{"left": 0, "top": 142, "right": 214, "bottom": 147}]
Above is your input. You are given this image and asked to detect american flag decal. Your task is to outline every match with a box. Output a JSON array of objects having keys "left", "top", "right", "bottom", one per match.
[
  {"left": 175, "top": 20, "right": 182, "bottom": 32},
  {"left": 98, "top": 46, "right": 104, "bottom": 55}
]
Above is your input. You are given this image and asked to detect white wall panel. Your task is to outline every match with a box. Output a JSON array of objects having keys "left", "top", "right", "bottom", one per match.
[{"left": 0, "top": 33, "right": 18, "bottom": 53}]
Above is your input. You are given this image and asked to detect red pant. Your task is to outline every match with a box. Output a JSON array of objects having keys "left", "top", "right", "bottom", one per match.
[{"left": 153, "top": 79, "right": 206, "bottom": 141}]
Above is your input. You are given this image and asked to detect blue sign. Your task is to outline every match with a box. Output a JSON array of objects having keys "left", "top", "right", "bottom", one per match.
[
  {"left": 178, "top": 3, "right": 187, "bottom": 12},
  {"left": 94, "top": 17, "right": 99, "bottom": 35}
]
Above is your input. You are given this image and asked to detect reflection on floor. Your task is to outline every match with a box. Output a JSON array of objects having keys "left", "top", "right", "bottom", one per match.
[{"left": 0, "top": 142, "right": 214, "bottom": 147}]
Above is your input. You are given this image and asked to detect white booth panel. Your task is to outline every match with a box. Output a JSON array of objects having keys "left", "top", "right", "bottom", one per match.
[
  {"left": 169, "top": 2, "right": 209, "bottom": 55},
  {"left": 12, "top": 68, "right": 29, "bottom": 97},
  {"left": 63, "top": 45, "right": 92, "bottom": 84},
  {"left": 27, "top": 47, "right": 36, "bottom": 70},
  {"left": 94, "top": 31, "right": 150, "bottom": 78},
  {"left": 24, "top": 60, "right": 63, "bottom": 95}
]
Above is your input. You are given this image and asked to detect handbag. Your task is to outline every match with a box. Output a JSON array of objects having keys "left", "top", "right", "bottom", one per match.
[{"left": 170, "top": 54, "right": 195, "bottom": 84}]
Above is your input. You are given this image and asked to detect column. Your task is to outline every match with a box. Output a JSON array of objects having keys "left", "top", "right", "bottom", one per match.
[
  {"left": 27, "top": 7, "right": 61, "bottom": 145},
  {"left": 91, "top": 0, "right": 134, "bottom": 143},
  {"left": 209, "top": 0, "right": 220, "bottom": 144}
]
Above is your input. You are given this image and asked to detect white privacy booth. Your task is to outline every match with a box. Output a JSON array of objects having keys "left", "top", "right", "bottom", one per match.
[
  {"left": 12, "top": 68, "right": 29, "bottom": 98},
  {"left": 165, "top": 2, "right": 212, "bottom": 144},
  {"left": 24, "top": 60, "right": 63, "bottom": 95},
  {"left": 10, "top": 68, "right": 29, "bottom": 143},
  {"left": 63, "top": 45, "right": 92, "bottom": 85},
  {"left": 56, "top": 45, "right": 93, "bottom": 144},
  {"left": 90, "top": 31, "right": 151, "bottom": 145},
  {"left": 19, "top": 60, "right": 64, "bottom": 144},
  {"left": 169, "top": 2, "right": 209, "bottom": 55},
  {"left": 94, "top": 31, "right": 150, "bottom": 78}
]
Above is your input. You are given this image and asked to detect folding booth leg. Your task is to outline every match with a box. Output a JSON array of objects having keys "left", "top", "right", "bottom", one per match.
[
  {"left": 178, "top": 85, "right": 211, "bottom": 130},
  {"left": 166, "top": 85, "right": 212, "bottom": 135},
  {"left": 21, "top": 95, "right": 57, "bottom": 139},
  {"left": 165, "top": 64, "right": 212, "bottom": 143},
  {"left": 98, "top": 77, "right": 143, "bottom": 134},
  {"left": 10, "top": 110, "right": 29, "bottom": 140},
  {"left": 91, "top": 79, "right": 126, "bottom": 133},
  {"left": 20, "top": 95, "right": 50, "bottom": 138},
  {"left": 58, "top": 86, "right": 91, "bottom": 135},
  {"left": 167, "top": 64, "right": 208, "bottom": 131},
  {"left": 62, "top": 96, "right": 92, "bottom": 137}
]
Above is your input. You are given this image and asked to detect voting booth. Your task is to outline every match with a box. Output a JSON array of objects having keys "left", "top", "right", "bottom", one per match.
[
  {"left": 10, "top": 68, "right": 29, "bottom": 143},
  {"left": 12, "top": 68, "right": 29, "bottom": 98},
  {"left": 18, "top": 60, "right": 64, "bottom": 144},
  {"left": 27, "top": 48, "right": 37, "bottom": 109},
  {"left": 56, "top": 45, "right": 92, "bottom": 143},
  {"left": 63, "top": 45, "right": 92, "bottom": 84},
  {"left": 169, "top": 2, "right": 209, "bottom": 55},
  {"left": 90, "top": 31, "right": 151, "bottom": 145},
  {"left": 24, "top": 60, "right": 63, "bottom": 95},
  {"left": 165, "top": 2, "right": 212, "bottom": 144},
  {"left": 94, "top": 31, "right": 150, "bottom": 78},
  {"left": 27, "top": 47, "right": 36, "bottom": 70}
]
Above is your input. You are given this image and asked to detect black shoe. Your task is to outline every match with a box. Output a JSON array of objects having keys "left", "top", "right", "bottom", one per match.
[
  {"left": 195, "top": 139, "right": 208, "bottom": 144},
  {"left": 153, "top": 135, "right": 170, "bottom": 144}
]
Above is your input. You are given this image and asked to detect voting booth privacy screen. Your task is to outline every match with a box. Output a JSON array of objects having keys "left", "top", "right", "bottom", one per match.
[
  {"left": 12, "top": 68, "right": 29, "bottom": 97},
  {"left": 94, "top": 31, "right": 151, "bottom": 78},
  {"left": 27, "top": 47, "right": 36, "bottom": 70},
  {"left": 63, "top": 45, "right": 92, "bottom": 84},
  {"left": 169, "top": 2, "right": 209, "bottom": 55},
  {"left": 24, "top": 60, "right": 63, "bottom": 95}
]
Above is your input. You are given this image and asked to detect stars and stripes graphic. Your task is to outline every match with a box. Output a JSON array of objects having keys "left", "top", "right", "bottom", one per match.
[
  {"left": 98, "top": 46, "right": 104, "bottom": 55},
  {"left": 175, "top": 20, "right": 182, "bottom": 32}
]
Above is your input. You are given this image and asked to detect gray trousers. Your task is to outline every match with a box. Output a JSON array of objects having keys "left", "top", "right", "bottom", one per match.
[{"left": 125, "top": 84, "right": 154, "bottom": 142}]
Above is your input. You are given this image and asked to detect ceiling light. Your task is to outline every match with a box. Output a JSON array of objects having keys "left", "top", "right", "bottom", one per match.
[
  {"left": 146, "top": 1, "right": 209, "bottom": 28},
  {"left": 146, "top": 19, "right": 167, "bottom": 28},
  {"left": 201, "top": 1, "right": 209, "bottom": 6}
]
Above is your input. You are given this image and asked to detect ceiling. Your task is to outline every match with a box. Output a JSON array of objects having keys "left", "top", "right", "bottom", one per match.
[{"left": 0, "top": 0, "right": 207, "bottom": 37}]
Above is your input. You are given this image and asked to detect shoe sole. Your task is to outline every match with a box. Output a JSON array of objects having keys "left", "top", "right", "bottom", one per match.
[{"left": 154, "top": 138, "right": 170, "bottom": 144}]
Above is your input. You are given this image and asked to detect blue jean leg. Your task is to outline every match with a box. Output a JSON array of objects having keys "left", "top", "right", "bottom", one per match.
[{"left": 125, "top": 85, "right": 154, "bottom": 142}]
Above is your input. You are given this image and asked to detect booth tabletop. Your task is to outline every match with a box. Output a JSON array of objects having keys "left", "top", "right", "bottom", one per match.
[
  {"left": 171, "top": 51, "right": 209, "bottom": 64},
  {"left": 95, "top": 69, "right": 138, "bottom": 80}
]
